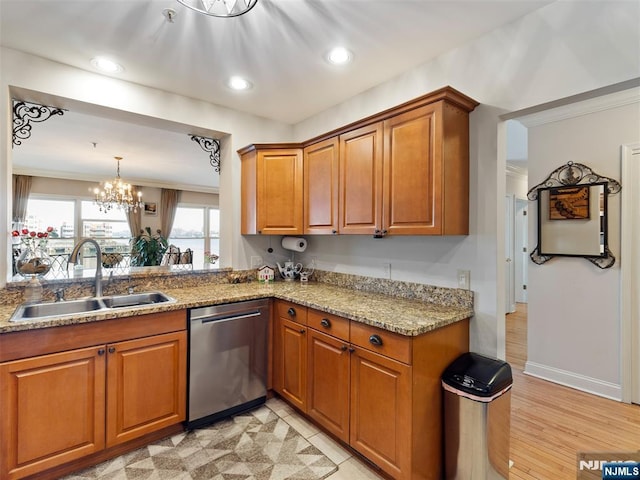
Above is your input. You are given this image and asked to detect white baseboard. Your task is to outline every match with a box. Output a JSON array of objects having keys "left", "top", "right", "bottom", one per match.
[{"left": 524, "top": 361, "right": 622, "bottom": 401}]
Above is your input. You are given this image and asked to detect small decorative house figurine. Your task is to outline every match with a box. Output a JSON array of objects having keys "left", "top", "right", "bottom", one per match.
[{"left": 257, "top": 265, "right": 275, "bottom": 283}]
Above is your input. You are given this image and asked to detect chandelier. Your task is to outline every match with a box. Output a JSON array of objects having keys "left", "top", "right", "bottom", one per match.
[
  {"left": 93, "top": 157, "right": 142, "bottom": 213},
  {"left": 176, "top": 0, "right": 258, "bottom": 17}
]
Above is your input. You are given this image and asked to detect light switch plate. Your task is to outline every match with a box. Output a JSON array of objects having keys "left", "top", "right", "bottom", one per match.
[{"left": 457, "top": 269, "right": 470, "bottom": 290}]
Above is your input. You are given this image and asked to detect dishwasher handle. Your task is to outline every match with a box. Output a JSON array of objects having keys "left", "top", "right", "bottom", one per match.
[{"left": 192, "top": 310, "right": 262, "bottom": 324}]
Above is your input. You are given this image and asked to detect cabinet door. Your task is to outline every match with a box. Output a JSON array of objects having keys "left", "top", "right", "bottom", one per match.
[
  {"left": 350, "top": 347, "right": 412, "bottom": 480},
  {"left": 304, "top": 137, "right": 339, "bottom": 234},
  {"left": 106, "top": 331, "right": 186, "bottom": 447},
  {"left": 275, "top": 317, "right": 308, "bottom": 412},
  {"left": 256, "top": 148, "right": 303, "bottom": 235},
  {"left": 307, "top": 329, "right": 350, "bottom": 442},
  {"left": 339, "top": 123, "right": 384, "bottom": 234},
  {"left": 0, "top": 346, "right": 106, "bottom": 480},
  {"left": 383, "top": 104, "right": 442, "bottom": 235}
]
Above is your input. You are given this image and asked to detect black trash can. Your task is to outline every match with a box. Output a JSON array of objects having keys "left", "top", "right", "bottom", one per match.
[{"left": 442, "top": 352, "right": 513, "bottom": 480}]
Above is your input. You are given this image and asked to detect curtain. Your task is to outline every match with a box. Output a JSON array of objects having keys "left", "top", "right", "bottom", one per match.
[
  {"left": 160, "top": 188, "right": 179, "bottom": 237},
  {"left": 12, "top": 175, "right": 32, "bottom": 224},
  {"left": 126, "top": 186, "right": 142, "bottom": 237}
]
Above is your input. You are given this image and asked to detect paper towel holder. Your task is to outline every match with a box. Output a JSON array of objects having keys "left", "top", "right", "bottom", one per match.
[{"left": 281, "top": 236, "right": 307, "bottom": 252}]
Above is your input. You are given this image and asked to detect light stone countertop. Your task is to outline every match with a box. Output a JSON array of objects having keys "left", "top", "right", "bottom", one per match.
[{"left": 0, "top": 281, "right": 473, "bottom": 337}]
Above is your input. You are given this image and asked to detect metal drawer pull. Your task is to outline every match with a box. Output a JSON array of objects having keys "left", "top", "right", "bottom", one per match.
[
  {"left": 369, "top": 334, "right": 383, "bottom": 346},
  {"left": 108, "top": 346, "right": 116, "bottom": 354},
  {"left": 299, "top": 329, "right": 306, "bottom": 334},
  {"left": 320, "top": 318, "right": 331, "bottom": 328},
  {"left": 288, "top": 307, "right": 296, "bottom": 317},
  {"left": 97, "top": 348, "right": 105, "bottom": 356},
  {"left": 341, "top": 345, "right": 348, "bottom": 351}
]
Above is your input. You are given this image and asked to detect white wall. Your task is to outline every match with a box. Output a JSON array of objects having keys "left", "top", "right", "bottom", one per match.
[
  {"left": 276, "top": 0, "right": 639, "bottom": 357},
  {"left": 0, "top": 47, "right": 293, "bottom": 284},
  {"left": 523, "top": 94, "right": 639, "bottom": 400},
  {"left": 506, "top": 170, "right": 528, "bottom": 199}
]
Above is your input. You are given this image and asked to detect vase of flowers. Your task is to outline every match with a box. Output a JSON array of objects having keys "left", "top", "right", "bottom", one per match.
[{"left": 12, "top": 227, "right": 54, "bottom": 278}]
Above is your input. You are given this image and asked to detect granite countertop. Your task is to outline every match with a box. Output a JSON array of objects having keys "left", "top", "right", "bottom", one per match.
[{"left": 0, "top": 282, "right": 474, "bottom": 337}]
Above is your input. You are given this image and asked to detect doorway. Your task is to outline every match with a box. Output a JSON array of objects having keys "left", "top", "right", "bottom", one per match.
[
  {"left": 515, "top": 199, "right": 528, "bottom": 303},
  {"left": 621, "top": 142, "right": 640, "bottom": 404},
  {"left": 504, "top": 119, "right": 529, "bottom": 368}
]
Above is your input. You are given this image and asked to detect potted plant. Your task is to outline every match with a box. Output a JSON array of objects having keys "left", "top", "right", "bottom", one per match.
[{"left": 130, "top": 227, "right": 168, "bottom": 267}]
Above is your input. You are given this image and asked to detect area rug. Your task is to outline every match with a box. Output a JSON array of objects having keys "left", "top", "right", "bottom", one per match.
[{"left": 62, "top": 405, "right": 338, "bottom": 480}]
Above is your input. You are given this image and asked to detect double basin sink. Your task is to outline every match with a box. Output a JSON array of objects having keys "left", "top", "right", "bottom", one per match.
[{"left": 10, "top": 291, "right": 176, "bottom": 322}]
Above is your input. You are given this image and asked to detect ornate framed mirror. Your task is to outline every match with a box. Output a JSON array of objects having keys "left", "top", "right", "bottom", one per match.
[{"left": 528, "top": 162, "right": 621, "bottom": 269}]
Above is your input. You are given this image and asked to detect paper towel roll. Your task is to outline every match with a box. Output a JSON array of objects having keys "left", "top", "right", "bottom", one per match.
[{"left": 281, "top": 236, "right": 307, "bottom": 252}]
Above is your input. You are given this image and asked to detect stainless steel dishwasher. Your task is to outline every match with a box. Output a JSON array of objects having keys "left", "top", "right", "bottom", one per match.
[{"left": 187, "top": 299, "right": 269, "bottom": 429}]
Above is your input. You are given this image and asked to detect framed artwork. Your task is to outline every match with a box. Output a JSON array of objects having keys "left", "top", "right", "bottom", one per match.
[
  {"left": 144, "top": 202, "right": 157, "bottom": 216},
  {"left": 548, "top": 186, "right": 590, "bottom": 220}
]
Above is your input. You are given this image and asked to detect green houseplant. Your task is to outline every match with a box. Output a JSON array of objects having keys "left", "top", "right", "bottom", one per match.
[{"left": 130, "top": 227, "right": 168, "bottom": 267}]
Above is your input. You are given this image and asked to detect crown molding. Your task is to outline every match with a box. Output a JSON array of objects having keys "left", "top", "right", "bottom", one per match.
[
  {"left": 506, "top": 163, "right": 528, "bottom": 178},
  {"left": 515, "top": 86, "right": 640, "bottom": 128},
  {"left": 12, "top": 168, "right": 219, "bottom": 195}
]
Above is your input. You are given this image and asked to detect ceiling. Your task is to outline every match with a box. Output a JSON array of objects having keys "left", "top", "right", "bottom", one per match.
[{"left": 2, "top": 0, "right": 549, "bottom": 191}]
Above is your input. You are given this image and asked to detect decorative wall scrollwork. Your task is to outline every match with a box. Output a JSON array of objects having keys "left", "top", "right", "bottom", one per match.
[
  {"left": 527, "top": 161, "right": 621, "bottom": 200},
  {"left": 189, "top": 134, "right": 221, "bottom": 173},
  {"left": 12, "top": 100, "right": 65, "bottom": 147}
]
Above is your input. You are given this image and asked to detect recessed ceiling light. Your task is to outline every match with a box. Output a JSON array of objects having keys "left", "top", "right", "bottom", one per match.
[
  {"left": 91, "top": 57, "right": 124, "bottom": 73},
  {"left": 326, "top": 47, "right": 353, "bottom": 66},
  {"left": 228, "top": 76, "right": 253, "bottom": 91}
]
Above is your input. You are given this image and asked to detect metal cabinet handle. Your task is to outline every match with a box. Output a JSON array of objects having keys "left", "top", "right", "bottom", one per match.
[
  {"left": 320, "top": 318, "right": 331, "bottom": 328},
  {"left": 341, "top": 345, "right": 348, "bottom": 352},
  {"left": 369, "top": 334, "right": 383, "bottom": 346},
  {"left": 97, "top": 348, "right": 105, "bottom": 356},
  {"left": 287, "top": 307, "right": 296, "bottom": 317},
  {"left": 348, "top": 347, "right": 355, "bottom": 353},
  {"left": 332, "top": 230, "right": 337, "bottom": 234},
  {"left": 299, "top": 329, "right": 306, "bottom": 334},
  {"left": 108, "top": 346, "right": 116, "bottom": 354}
]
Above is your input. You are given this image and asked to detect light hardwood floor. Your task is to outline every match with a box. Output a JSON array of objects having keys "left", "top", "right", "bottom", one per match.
[{"left": 506, "top": 303, "right": 640, "bottom": 479}]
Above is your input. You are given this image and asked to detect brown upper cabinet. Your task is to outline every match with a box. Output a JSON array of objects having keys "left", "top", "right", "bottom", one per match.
[
  {"left": 240, "top": 146, "right": 303, "bottom": 235},
  {"left": 303, "top": 137, "right": 339, "bottom": 234},
  {"left": 240, "top": 86, "right": 478, "bottom": 236}
]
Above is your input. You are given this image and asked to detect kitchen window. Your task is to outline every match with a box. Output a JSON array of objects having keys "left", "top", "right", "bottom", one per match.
[
  {"left": 19, "top": 198, "right": 132, "bottom": 274},
  {"left": 168, "top": 206, "right": 220, "bottom": 267},
  {"left": 79, "top": 201, "right": 131, "bottom": 269}
]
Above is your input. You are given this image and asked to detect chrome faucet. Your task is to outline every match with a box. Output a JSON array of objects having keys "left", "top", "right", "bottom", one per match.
[{"left": 69, "top": 238, "right": 103, "bottom": 297}]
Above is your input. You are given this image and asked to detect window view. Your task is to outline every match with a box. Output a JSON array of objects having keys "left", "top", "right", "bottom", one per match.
[
  {"left": 168, "top": 206, "right": 220, "bottom": 267},
  {"left": 14, "top": 198, "right": 76, "bottom": 277},
  {"left": 12, "top": 197, "right": 220, "bottom": 280}
]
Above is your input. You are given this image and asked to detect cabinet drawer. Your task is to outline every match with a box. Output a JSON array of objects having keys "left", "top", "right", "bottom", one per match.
[
  {"left": 308, "top": 309, "right": 349, "bottom": 341},
  {"left": 276, "top": 300, "right": 307, "bottom": 325},
  {"left": 350, "top": 322, "right": 411, "bottom": 364}
]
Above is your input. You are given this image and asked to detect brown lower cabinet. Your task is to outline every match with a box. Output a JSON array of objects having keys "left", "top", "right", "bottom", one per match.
[
  {"left": 272, "top": 300, "right": 469, "bottom": 480},
  {"left": 0, "top": 311, "right": 187, "bottom": 480}
]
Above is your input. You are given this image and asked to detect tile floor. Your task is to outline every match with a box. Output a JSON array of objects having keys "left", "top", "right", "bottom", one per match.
[
  {"left": 264, "top": 397, "right": 386, "bottom": 480},
  {"left": 62, "top": 396, "right": 384, "bottom": 480}
]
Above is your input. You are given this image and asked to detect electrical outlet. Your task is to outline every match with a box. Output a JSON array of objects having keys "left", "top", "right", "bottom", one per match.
[
  {"left": 251, "top": 256, "right": 263, "bottom": 268},
  {"left": 457, "top": 269, "right": 470, "bottom": 290},
  {"left": 383, "top": 262, "right": 391, "bottom": 279}
]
